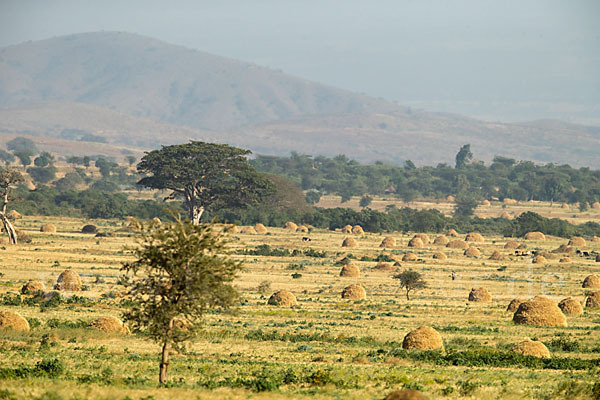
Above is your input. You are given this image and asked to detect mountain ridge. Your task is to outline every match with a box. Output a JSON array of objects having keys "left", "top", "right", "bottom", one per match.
[{"left": 0, "top": 32, "right": 599, "bottom": 167}]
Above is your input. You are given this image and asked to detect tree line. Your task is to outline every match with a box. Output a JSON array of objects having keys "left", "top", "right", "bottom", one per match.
[
  {"left": 250, "top": 145, "right": 600, "bottom": 206},
  {"left": 2, "top": 141, "right": 600, "bottom": 239}
]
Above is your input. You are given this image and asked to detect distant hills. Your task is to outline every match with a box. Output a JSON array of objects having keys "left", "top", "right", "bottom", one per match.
[{"left": 1, "top": 32, "right": 599, "bottom": 167}]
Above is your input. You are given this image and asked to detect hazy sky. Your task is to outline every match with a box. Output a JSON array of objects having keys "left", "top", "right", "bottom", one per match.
[{"left": 1, "top": 0, "right": 599, "bottom": 124}]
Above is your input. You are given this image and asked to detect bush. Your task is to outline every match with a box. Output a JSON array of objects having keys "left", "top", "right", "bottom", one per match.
[
  {"left": 81, "top": 224, "right": 97, "bottom": 234},
  {"left": 0, "top": 358, "right": 65, "bottom": 379},
  {"left": 546, "top": 337, "right": 581, "bottom": 352}
]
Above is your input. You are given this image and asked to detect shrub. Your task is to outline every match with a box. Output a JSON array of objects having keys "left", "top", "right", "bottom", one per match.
[{"left": 0, "top": 358, "right": 65, "bottom": 379}]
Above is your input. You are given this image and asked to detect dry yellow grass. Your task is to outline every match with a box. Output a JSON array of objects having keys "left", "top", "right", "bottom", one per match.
[
  {"left": 568, "top": 236, "right": 586, "bottom": 247},
  {"left": 0, "top": 215, "right": 599, "bottom": 399},
  {"left": 384, "top": 389, "right": 429, "bottom": 400},
  {"left": 254, "top": 223, "right": 268, "bottom": 234},
  {"left": 511, "top": 339, "right": 550, "bottom": 358},
  {"left": 408, "top": 237, "right": 424, "bottom": 248},
  {"left": 465, "top": 232, "right": 484, "bottom": 242},
  {"left": 20, "top": 280, "right": 44, "bottom": 294},
  {"left": 283, "top": 221, "right": 298, "bottom": 231},
  {"left": 342, "top": 237, "right": 358, "bottom": 247},
  {"left": 586, "top": 291, "right": 600, "bottom": 308},
  {"left": 54, "top": 270, "right": 82, "bottom": 291},
  {"left": 446, "top": 239, "right": 468, "bottom": 249},
  {"left": 341, "top": 283, "right": 366, "bottom": 300},
  {"left": 468, "top": 287, "right": 492, "bottom": 302},
  {"left": 240, "top": 226, "right": 257, "bottom": 234},
  {"left": 433, "top": 235, "right": 449, "bottom": 245},
  {"left": 582, "top": 275, "right": 600, "bottom": 288},
  {"left": 413, "top": 233, "right": 430, "bottom": 245},
  {"left": 339, "top": 263, "right": 360, "bottom": 277},
  {"left": 379, "top": 237, "right": 396, "bottom": 247},
  {"left": 464, "top": 247, "right": 481, "bottom": 257},
  {"left": 372, "top": 261, "right": 395, "bottom": 272},
  {"left": 40, "top": 223, "right": 56, "bottom": 233},
  {"left": 525, "top": 232, "right": 545, "bottom": 240},
  {"left": 558, "top": 297, "right": 583, "bottom": 315},
  {"left": 506, "top": 298, "right": 526, "bottom": 312},
  {"left": 351, "top": 225, "right": 364, "bottom": 235},
  {"left": 89, "top": 316, "right": 130, "bottom": 334},
  {"left": 513, "top": 296, "right": 567, "bottom": 327},
  {"left": 402, "top": 326, "right": 443, "bottom": 351},
  {"left": 267, "top": 290, "right": 297, "bottom": 306},
  {"left": 0, "top": 310, "right": 30, "bottom": 331}
]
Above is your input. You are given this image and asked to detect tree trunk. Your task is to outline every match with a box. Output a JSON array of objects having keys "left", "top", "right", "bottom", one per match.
[
  {"left": 159, "top": 340, "right": 171, "bottom": 385},
  {"left": 406, "top": 289, "right": 410, "bottom": 301},
  {"left": 0, "top": 213, "right": 17, "bottom": 245},
  {"left": 190, "top": 205, "right": 204, "bottom": 226}
]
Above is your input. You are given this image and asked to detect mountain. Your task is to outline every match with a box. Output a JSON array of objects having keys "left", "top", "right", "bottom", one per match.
[
  {"left": 0, "top": 31, "right": 400, "bottom": 131},
  {"left": 0, "top": 32, "right": 599, "bottom": 167}
]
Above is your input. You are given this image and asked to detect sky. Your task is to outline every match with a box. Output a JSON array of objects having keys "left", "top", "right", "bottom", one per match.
[{"left": 1, "top": 0, "right": 599, "bottom": 124}]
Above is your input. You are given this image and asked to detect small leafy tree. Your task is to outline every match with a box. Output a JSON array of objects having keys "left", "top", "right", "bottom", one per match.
[
  {"left": 393, "top": 269, "right": 426, "bottom": 300},
  {"left": 454, "top": 195, "right": 478, "bottom": 219},
  {"left": 305, "top": 190, "right": 321, "bottom": 205},
  {"left": 33, "top": 152, "right": 55, "bottom": 167},
  {"left": 0, "top": 167, "right": 24, "bottom": 244},
  {"left": 122, "top": 216, "right": 243, "bottom": 385},
  {"left": 95, "top": 158, "right": 118, "bottom": 178},
  {"left": 82, "top": 156, "right": 91, "bottom": 168},
  {"left": 455, "top": 144, "right": 473, "bottom": 169},
  {"left": 27, "top": 165, "right": 57, "bottom": 184},
  {"left": 13, "top": 149, "right": 35, "bottom": 167},
  {"left": 126, "top": 155, "right": 137, "bottom": 166},
  {"left": 0, "top": 150, "right": 15, "bottom": 166},
  {"left": 359, "top": 195, "right": 373, "bottom": 208},
  {"left": 7, "top": 137, "right": 38, "bottom": 153}
]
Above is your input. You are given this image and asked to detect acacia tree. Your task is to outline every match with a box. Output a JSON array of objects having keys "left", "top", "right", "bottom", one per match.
[
  {"left": 393, "top": 269, "right": 427, "bottom": 300},
  {"left": 0, "top": 167, "right": 24, "bottom": 244},
  {"left": 122, "top": 216, "right": 243, "bottom": 385},
  {"left": 137, "top": 141, "right": 274, "bottom": 225}
]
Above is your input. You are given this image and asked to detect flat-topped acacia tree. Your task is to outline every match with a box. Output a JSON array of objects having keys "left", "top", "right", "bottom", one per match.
[{"left": 137, "top": 141, "right": 274, "bottom": 225}]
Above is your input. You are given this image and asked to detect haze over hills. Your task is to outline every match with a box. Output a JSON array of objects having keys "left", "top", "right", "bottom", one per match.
[
  {"left": 0, "top": 32, "right": 599, "bottom": 167},
  {"left": 0, "top": 32, "right": 399, "bottom": 131},
  {"left": 0, "top": 101, "right": 217, "bottom": 148}
]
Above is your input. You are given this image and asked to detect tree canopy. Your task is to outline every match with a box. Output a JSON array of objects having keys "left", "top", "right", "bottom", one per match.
[
  {"left": 250, "top": 151, "right": 600, "bottom": 205},
  {"left": 393, "top": 270, "right": 427, "bottom": 300},
  {"left": 137, "top": 141, "right": 274, "bottom": 224}
]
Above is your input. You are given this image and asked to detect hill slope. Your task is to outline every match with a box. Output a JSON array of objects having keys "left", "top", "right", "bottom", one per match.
[
  {"left": 0, "top": 32, "right": 400, "bottom": 131},
  {"left": 0, "top": 101, "right": 217, "bottom": 148},
  {"left": 0, "top": 32, "right": 599, "bottom": 167},
  {"left": 235, "top": 112, "right": 600, "bottom": 167}
]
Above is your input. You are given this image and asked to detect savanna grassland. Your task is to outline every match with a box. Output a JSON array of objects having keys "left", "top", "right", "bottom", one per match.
[{"left": 1, "top": 216, "right": 599, "bottom": 400}]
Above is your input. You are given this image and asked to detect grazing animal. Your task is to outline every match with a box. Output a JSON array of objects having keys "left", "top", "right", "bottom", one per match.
[{"left": 302, "top": 237, "right": 311, "bottom": 242}]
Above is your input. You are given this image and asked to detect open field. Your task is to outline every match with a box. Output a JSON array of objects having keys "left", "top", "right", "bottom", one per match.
[
  {"left": 1, "top": 216, "right": 599, "bottom": 399},
  {"left": 316, "top": 195, "right": 600, "bottom": 225}
]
